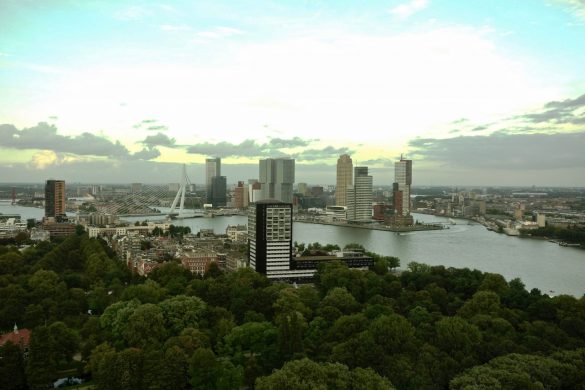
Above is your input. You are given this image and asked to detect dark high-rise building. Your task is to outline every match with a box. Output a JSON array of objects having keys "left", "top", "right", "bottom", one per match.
[
  {"left": 248, "top": 200, "right": 293, "bottom": 279},
  {"left": 210, "top": 176, "right": 227, "bottom": 207},
  {"left": 45, "top": 179, "right": 66, "bottom": 218},
  {"left": 259, "top": 158, "right": 295, "bottom": 203},
  {"left": 206, "top": 157, "right": 221, "bottom": 200}
]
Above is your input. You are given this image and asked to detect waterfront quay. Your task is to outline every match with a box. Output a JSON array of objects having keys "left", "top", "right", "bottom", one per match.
[{"left": 293, "top": 217, "right": 444, "bottom": 232}]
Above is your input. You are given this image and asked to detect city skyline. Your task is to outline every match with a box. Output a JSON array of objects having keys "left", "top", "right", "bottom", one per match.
[{"left": 1, "top": 1, "right": 585, "bottom": 186}]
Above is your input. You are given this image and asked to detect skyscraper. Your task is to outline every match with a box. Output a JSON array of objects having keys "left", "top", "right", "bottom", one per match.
[
  {"left": 210, "top": 176, "right": 227, "bottom": 206},
  {"left": 205, "top": 157, "right": 221, "bottom": 199},
  {"left": 45, "top": 179, "right": 66, "bottom": 218},
  {"left": 336, "top": 154, "right": 353, "bottom": 206},
  {"left": 259, "top": 158, "right": 295, "bottom": 203},
  {"left": 346, "top": 166, "right": 372, "bottom": 222},
  {"left": 234, "top": 181, "right": 246, "bottom": 209},
  {"left": 394, "top": 157, "right": 412, "bottom": 217},
  {"left": 248, "top": 200, "right": 293, "bottom": 279}
]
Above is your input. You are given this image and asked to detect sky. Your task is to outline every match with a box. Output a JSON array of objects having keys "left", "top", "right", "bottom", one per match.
[{"left": 1, "top": 0, "right": 585, "bottom": 186}]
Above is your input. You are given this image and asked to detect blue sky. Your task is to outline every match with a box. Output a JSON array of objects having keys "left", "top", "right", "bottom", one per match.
[{"left": 1, "top": 0, "right": 584, "bottom": 185}]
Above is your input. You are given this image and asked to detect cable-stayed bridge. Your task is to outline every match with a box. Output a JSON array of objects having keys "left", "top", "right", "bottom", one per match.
[{"left": 81, "top": 164, "right": 204, "bottom": 219}]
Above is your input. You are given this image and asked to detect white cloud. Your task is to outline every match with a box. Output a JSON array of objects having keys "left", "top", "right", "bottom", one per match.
[
  {"left": 113, "top": 6, "right": 149, "bottom": 21},
  {"left": 195, "top": 26, "right": 244, "bottom": 39},
  {"left": 29, "top": 150, "right": 58, "bottom": 169},
  {"left": 160, "top": 24, "right": 191, "bottom": 32},
  {"left": 389, "top": 0, "right": 429, "bottom": 18},
  {"left": 555, "top": 0, "right": 585, "bottom": 19},
  {"left": 24, "top": 25, "right": 557, "bottom": 167}
]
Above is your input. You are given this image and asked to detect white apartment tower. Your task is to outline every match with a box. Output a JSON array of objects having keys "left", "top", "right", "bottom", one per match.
[
  {"left": 248, "top": 201, "right": 293, "bottom": 280},
  {"left": 259, "top": 158, "right": 295, "bottom": 203},
  {"left": 346, "top": 166, "right": 373, "bottom": 222},
  {"left": 336, "top": 154, "right": 353, "bottom": 206}
]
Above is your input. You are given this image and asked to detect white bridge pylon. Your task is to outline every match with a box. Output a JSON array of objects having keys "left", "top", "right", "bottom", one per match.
[{"left": 169, "top": 164, "right": 190, "bottom": 216}]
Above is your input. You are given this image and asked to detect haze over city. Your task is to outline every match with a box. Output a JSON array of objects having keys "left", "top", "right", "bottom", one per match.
[{"left": 1, "top": 0, "right": 585, "bottom": 185}]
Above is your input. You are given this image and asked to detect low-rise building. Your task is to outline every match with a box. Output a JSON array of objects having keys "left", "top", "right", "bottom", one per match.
[
  {"left": 226, "top": 224, "right": 247, "bottom": 242},
  {"left": 181, "top": 250, "right": 219, "bottom": 276}
]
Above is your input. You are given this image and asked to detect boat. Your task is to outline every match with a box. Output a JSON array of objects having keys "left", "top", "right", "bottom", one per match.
[{"left": 449, "top": 218, "right": 456, "bottom": 225}]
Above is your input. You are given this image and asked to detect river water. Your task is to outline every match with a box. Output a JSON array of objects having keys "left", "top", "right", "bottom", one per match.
[{"left": 2, "top": 202, "right": 584, "bottom": 297}]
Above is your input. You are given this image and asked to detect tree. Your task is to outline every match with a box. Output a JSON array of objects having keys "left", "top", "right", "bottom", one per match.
[
  {"left": 450, "top": 352, "right": 583, "bottom": 390},
  {"left": 48, "top": 321, "right": 79, "bottom": 363},
  {"left": 434, "top": 316, "right": 481, "bottom": 367},
  {"left": 26, "top": 326, "right": 57, "bottom": 390},
  {"left": 189, "top": 348, "right": 219, "bottom": 390},
  {"left": 121, "top": 279, "right": 166, "bottom": 303},
  {"left": 319, "top": 287, "right": 360, "bottom": 317},
  {"left": 221, "top": 321, "right": 279, "bottom": 373},
  {"left": 0, "top": 341, "right": 26, "bottom": 390},
  {"left": 458, "top": 290, "right": 502, "bottom": 319},
  {"left": 255, "top": 358, "right": 394, "bottom": 390},
  {"left": 88, "top": 343, "right": 118, "bottom": 390},
  {"left": 123, "top": 303, "right": 166, "bottom": 348},
  {"left": 158, "top": 295, "right": 206, "bottom": 336}
]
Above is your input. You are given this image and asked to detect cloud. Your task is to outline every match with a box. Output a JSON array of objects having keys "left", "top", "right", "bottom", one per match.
[
  {"left": 0, "top": 123, "right": 129, "bottom": 157},
  {"left": 29, "top": 151, "right": 59, "bottom": 169},
  {"left": 186, "top": 137, "right": 316, "bottom": 158},
  {"left": 555, "top": 0, "right": 585, "bottom": 20},
  {"left": 389, "top": 0, "right": 429, "bottom": 18},
  {"left": 0, "top": 123, "right": 159, "bottom": 161},
  {"left": 360, "top": 158, "right": 395, "bottom": 167},
  {"left": 133, "top": 119, "right": 163, "bottom": 129},
  {"left": 147, "top": 125, "right": 169, "bottom": 131},
  {"left": 516, "top": 93, "right": 585, "bottom": 125},
  {"left": 471, "top": 125, "right": 488, "bottom": 132},
  {"left": 142, "top": 132, "right": 176, "bottom": 148},
  {"left": 113, "top": 6, "right": 149, "bottom": 21},
  {"left": 292, "top": 146, "right": 354, "bottom": 162},
  {"left": 160, "top": 24, "right": 191, "bottom": 32},
  {"left": 267, "top": 137, "right": 314, "bottom": 148},
  {"left": 195, "top": 26, "right": 244, "bottom": 39},
  {"left": 409, "top": 131, "right": 585, "bottom": 170},
  {"left": 129, "top": 148, "right": 161, "bottom": 160}
]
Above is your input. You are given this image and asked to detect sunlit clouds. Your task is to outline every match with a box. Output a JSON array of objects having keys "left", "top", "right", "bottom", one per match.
[{"left": 0, "top": 0, "right": 584, "bottom": 185}]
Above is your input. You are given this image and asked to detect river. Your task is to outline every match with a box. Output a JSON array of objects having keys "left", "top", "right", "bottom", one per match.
[{"left": 2, "top": 202, "right": 584, "bottom": 297}]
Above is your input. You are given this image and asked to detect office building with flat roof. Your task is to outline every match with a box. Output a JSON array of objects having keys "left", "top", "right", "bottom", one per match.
[
  {"left": 205, "top": 157, "right": 221, "bottom": 195},
  {"left": 346, "top": 166, "right": 372, "bottom": 222},
  {"left": 336, "top": 154, "right": 353, "bottom": 206},
  {"left": 394, "top": 157, "right": 412, "bottom": 217},
  {"left": 45, "top": 179, "right": 66, "bottom": 218},
  {"left": 259, "top": 158, "right": 295, "bottom": 203}
]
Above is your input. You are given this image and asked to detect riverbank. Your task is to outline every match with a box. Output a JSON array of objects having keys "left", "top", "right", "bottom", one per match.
[{"left": 293, "top": 218, "right": 443, "bottom": 232}]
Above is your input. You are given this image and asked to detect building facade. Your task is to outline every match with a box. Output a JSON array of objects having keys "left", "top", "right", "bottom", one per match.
[
  {"left": 346, "top": 166, "right": 372, "bottom": 222},
  {"left": 248, "top": 201, "right": 293, "bottom": 279},
  {"left": 394, "top": 158, "right": 412, "bottom": 217},
  {"left": 259, "top": 158, "right": 295, "bottom": 203},
  {"left": 210, "top": 176, "right": 227, "bottom": 207},
  {"left": 45, "top": 179, "right": 66, "bottom": 218},
  {"left": 205, "top": 157, "right": 221, "bottom": 198},
  {"left": 234, "top": 181, "right": 246, "bottom": 208},
  {"left": 336, "top": 154, "right": 353, "bottom": 206}
]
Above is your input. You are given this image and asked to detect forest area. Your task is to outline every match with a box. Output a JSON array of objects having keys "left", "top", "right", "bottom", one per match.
[{"left": 1, "top": 233, "right": 585, "bottom": 389}]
